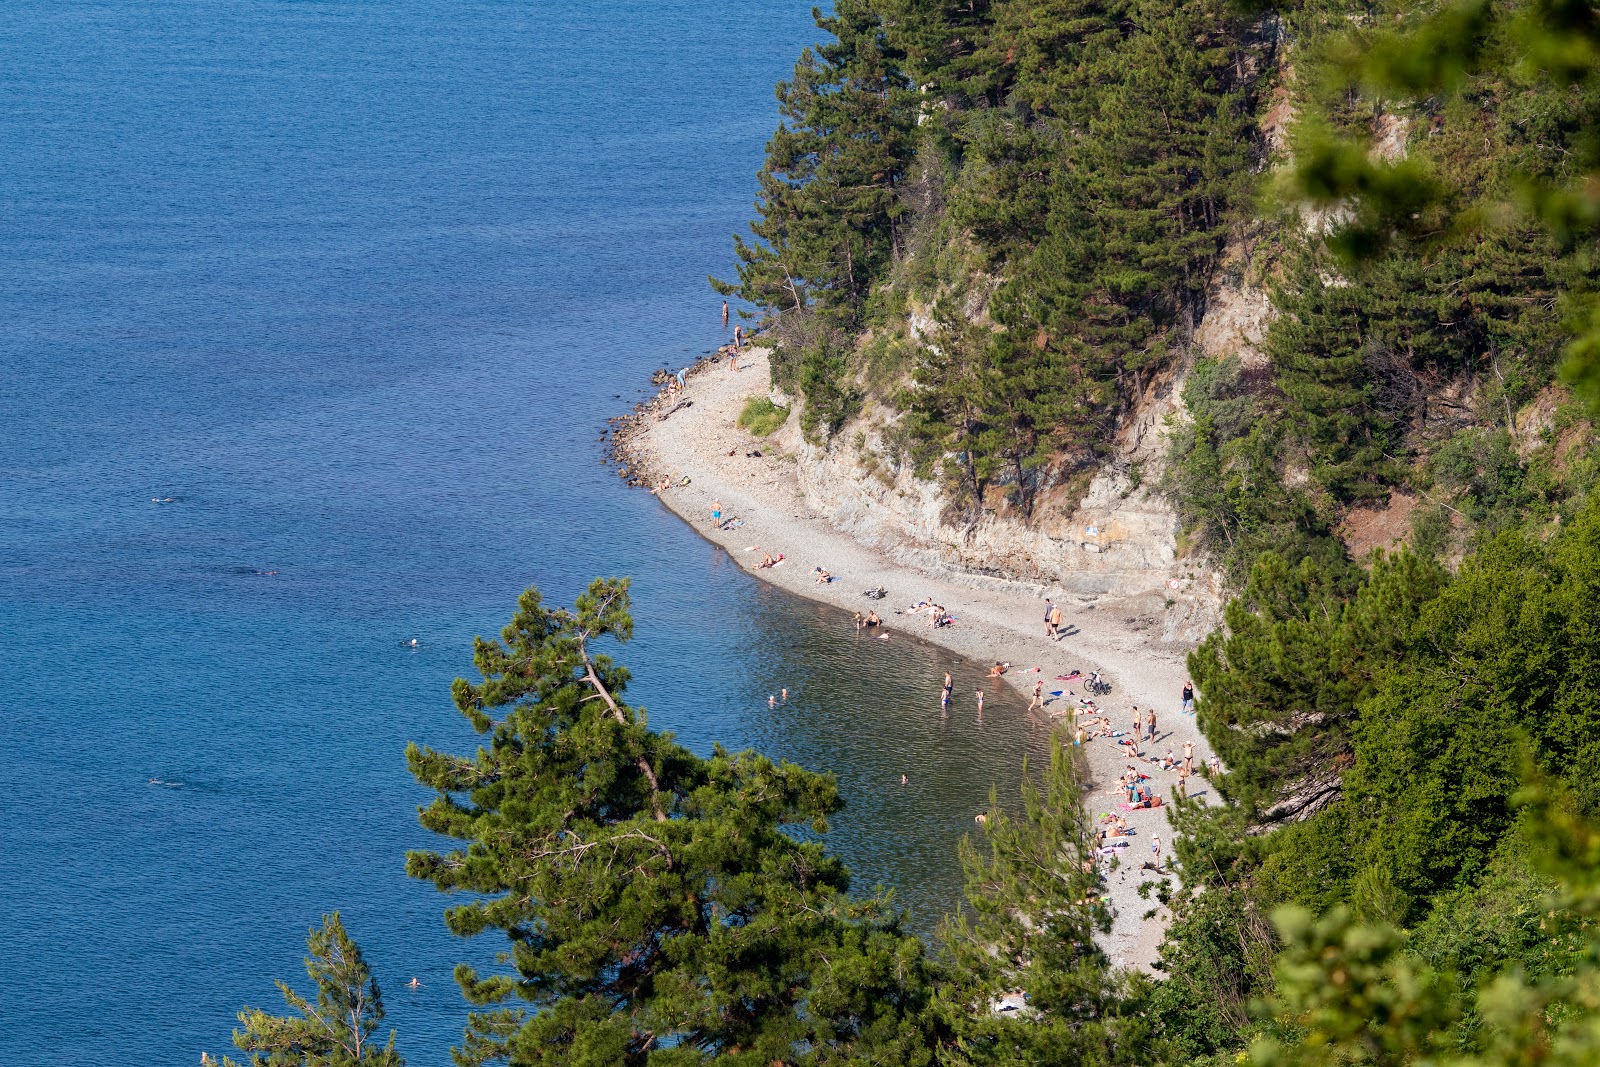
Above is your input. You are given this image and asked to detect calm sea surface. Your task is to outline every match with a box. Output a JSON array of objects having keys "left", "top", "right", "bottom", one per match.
[{"left": 0, "top": 2, "right": 1049, "bottom": 1062}]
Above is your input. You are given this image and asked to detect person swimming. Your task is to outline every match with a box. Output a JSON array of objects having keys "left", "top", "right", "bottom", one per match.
[{"left": 406, "top": 977, "right": 423, "bottom": 990}]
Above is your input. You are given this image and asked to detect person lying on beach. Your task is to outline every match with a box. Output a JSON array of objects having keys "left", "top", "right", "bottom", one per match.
[
  {"left": 758, "top": 552, "right": 784, "bottom": 568},
  {"left": 1098, "top": 816, "right": 1130, "bottom": 840}
]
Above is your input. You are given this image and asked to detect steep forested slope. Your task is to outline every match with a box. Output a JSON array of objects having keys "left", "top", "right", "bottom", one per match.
[{"left": 717, "top": 2, "right": 1600, "bottom": 1064}]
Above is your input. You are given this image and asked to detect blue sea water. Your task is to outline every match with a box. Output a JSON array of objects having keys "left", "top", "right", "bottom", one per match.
[{"left": 0, "top": 2, "right": 1049, "bottom": 1063}]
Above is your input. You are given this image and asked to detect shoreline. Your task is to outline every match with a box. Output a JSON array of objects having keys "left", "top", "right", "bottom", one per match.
[{"left": 608, "top": 347, "right": 1217, "bottom": 973}]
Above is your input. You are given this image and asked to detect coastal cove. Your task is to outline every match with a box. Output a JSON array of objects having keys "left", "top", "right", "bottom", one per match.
[
  {"left": 6, "top": 0, "right": 1598, "bottom": 1060},
  {"left": 613, "top": 347, "right": 1220, "bottom": 971},
  {"left": 0, "top": 1, "right": 1059, "bottom": 1063}
]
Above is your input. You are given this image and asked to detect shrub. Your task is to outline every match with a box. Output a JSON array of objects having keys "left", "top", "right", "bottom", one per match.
[{"left": 737, "top": 396, "right": 789, "bottom": 437}]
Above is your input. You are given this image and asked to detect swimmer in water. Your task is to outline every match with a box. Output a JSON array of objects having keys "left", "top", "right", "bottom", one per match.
[
  {"left": 406, "top": 977, "right": 423, "bottom": 990},
  {"left": 900, "top": 773, "right": 908, "bottom": 785},
  {"left": 781, "top": 688, "right": 788, "bottom": 703},
  {"left": 768, "top": 694, "right": 776, "bottom": 708}
]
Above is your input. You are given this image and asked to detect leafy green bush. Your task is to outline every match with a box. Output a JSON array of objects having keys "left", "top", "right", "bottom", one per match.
[{"left": 737, "top": 396, "right": 790, "bottom": 437}]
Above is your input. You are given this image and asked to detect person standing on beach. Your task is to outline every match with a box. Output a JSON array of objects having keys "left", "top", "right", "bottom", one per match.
[
  {"left": 733, "top": 324, "right": 744, "bottom": 350},
  {"left": 710, "top": 499, "right": 722, "bottom": 529},
  {"left": 1182, "top": 740, "right": 1194, "bottom": 773},
  {"left": 1049, "top": 602, "right": 1064, "bottom": 639},
  {"left": 1130, "top": 706, "right": 1142, "bottom": 743},
  {"left": 1028, "top": 679, "right": 1044, "bottom": 711},
  {"left": 1145, "top": 706, "right": 1157, "bottom": 743},
  {"left": 1043, "top": 598, "right": 1055, "bottom": 638},
  {"left": 1152, "top": 834, "right": 1162, "bottom": 864},
  {"left": 941, "top": 671, "right": 952, "bottom": 711},
  {"left": 1182, "top": 679, "right": 1195, "bottom": 714}
]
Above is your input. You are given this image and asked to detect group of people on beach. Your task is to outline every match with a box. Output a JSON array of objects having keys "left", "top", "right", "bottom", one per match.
[
  {"left": 721, "top": 301, "right": 746, "bottom": 371},
  {"left": 904, "top": 596, "right": 955, "bottom": 629},
  {"left": 1042, "top": 598, "right": 1068, "bottom": 639},
  {"left": 936, "top": 671, "right": 987, "bottom": 716}
]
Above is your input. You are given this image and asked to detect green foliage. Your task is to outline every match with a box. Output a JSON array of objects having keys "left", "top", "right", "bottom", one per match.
[
  {"left": 1200, "top": 495, "right": 1600, "bottom": 946},
  {"left": 1250, "top": 780, "right": 1600, "bottom": 1067},
  {"left": 794, "top": 331, "right": 862, "bottom": 438},
  {"left": 1188, "top": 547, "right": 1444, "bottom": 816},
  {"left": 933, "top": 739, "right": 1124, "bottom": 1066},
  {"left": 220, "top": 914, "right": 400, "bottom": 1067},
  {"left": 735, "top": 396, "right": 789, "bottom": 437},
  {"left": 1332, "top": 502, "right": 1600, "bottom": 915},
  {"left": 406, "top": 579, "right": 938, "bottom": 1066},
  {"left": 1279, "top": 0, "right": 1600, "bottom": 410},
  {"left": 1142, "top": 883, "right": 1279, "bottom": 1062},
  {"left": 724, "top": 0, "right": 1265, "bottom": 494},
  {"left": 714, "top": 0, "right": 914, "bottom": 325}
]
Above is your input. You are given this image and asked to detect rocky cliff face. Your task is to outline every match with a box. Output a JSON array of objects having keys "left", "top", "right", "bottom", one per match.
[{"left": 768, "top": 337, "right": 1235, "bottom": 649}]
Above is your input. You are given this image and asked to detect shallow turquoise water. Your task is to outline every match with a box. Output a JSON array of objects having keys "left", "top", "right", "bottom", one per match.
[{"left": 0, "top": 2, "right": 1048, "bottom": 1061}]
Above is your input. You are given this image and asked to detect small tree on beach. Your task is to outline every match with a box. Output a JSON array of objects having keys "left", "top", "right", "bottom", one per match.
[{"left": 407, "top": 578, "right": 938, "bottom": 1066}]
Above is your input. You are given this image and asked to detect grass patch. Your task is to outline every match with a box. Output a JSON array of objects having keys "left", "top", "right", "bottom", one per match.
[{"left": 737, "top": 396, "right": 790, "bottom": 437}]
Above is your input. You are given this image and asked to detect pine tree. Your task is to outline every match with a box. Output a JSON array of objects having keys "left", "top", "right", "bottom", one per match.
[
  {"left": 878, "top": 0, "right": 1002, "bottom": 105},
  {"left": 715, "top": 1, "right": 915, "bottom": 325},
  {"left": 1267, "top": 254, "right": 1399, "bottom": 503},
  {"left": 218, "top": 913, "right": 401, "bottom": 1067},
  {"left": 406, "top": 579, "right": 937, "bottom": 1066},
  {"left": 1188, "top": 548, "right": 1445, "bottom": 818},
  {"left": 933, "top": 739, "right": 1119, "bottom": 1067}
]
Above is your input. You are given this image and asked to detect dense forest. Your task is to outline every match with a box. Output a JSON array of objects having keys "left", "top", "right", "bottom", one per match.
[{"left": 216, "top": 2, "right": 1600, "bottom": 1066}]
